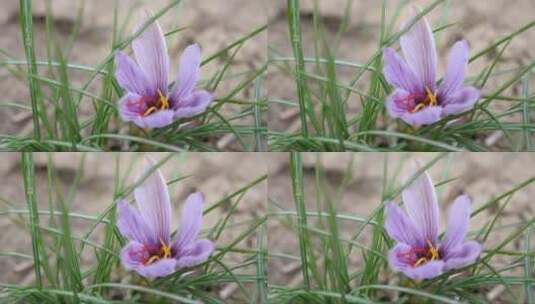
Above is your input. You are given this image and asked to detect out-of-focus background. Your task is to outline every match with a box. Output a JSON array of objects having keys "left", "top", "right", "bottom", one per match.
[
  {"left": 0, "top": 0, "right": 266, "bottom": 148},
  {"left": 268, "top": 152, "right": 535, "bottom": 302},
  {"left": 267, "top": 0, "right": 535, "bottom": 147},
  {"left": 0, "top": 152, "right": 267, "bottom": 301}
]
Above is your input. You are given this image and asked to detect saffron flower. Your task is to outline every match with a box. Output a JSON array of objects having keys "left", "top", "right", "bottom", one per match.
[
  {"left": 384, "top": 169, "right": 482, "bottom": 280},
  {"left": 383, "top": 13, "right": 480, "bottom": 126},
  {"left": 117, "top": 158, "right": 214, "bottom": 278},
  {"left": 115, "top": 15, "right": 213, "bottom": 129}
]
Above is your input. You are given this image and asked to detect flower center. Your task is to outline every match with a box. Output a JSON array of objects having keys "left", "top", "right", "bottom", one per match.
[
  {"left": 143, "top": 90, "right": 170, "bottom": 117},
  {"left": 410, "top": 87, "right": 438, "bottom": 113},
  {"left": 412, "top": 240, "right": 440, "bottom": 267},
  {"left": 145, "top": 239, "right": 173, "bottom": 265}
]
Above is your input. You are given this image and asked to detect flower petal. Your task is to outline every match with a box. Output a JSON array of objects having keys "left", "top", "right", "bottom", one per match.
[
  {"left": 120, "top": 241, "right": 149, "bottom": 270},
  {"left": 386, "top": 88, "right": 412, "bottom": 119},
  {"left": 442, "top": 86, "right": 480, "bottom": 116},
  {"left": 402, "top": 170, "right": 440, "bottom": 244},
  {"left": 443, "top": 240, "right": 481, "bottom": 271},
  {"left": 132, "top": 110, "right": 175, "bottom": 129},
  {"left": 402, "top": 260, "right": 445, "bottom": 280},
  {"left": 174, "top": 192, "right": 205, "bottom": 250},
  {"left": 388, "top": 242, "right": 414, "bottom": 271},
  {"left": 118, "top": 92, "right": 144, "bottom": 122},
  {"left": 384, "top": 202, "right": 423, "bottom": 247},
  {"left": 400, "top": 106, "right": 442, "bottom": 126},
  {"left": 115, "top": 51, "right": 154, "bottom": 96},
  {"left": 440, "top": 194, "right": 471, "bottom": 255},
  {"left": 132, "top": 15, "right": 169, "bottom": 94},
  {"left": 173, "top": 90, "right": 213, "bottom": 119},
  {"left": 176, "top": 239, "right": 214, "bottom": 269},
  {"left": 117, "top": 200, "right": 153, "bottom": 245},
  {"left": 438, "top": 40, "right": 469, "bottom": 101},
  {"left": 135, "top": 258, "right": 177, "bottom": 278},
  {"left": 134, "top": 157, "right": 172, "bottom": 245},
  {"left": 383, "top": 48, "right": 423, "bottom": 94},
  {"left": 171, "top": 44, "right": 202, "bottom": 102},
  {"left": 400, "top": 14, "right": 437, "bottom": 90}
]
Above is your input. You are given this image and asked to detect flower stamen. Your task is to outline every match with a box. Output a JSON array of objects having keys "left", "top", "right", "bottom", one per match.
[
  {"left": 160, "top": 239, "right": 172, "bottom": 259},
  {"left": 410, "top": 87, "right": 438, "bottom": 113},
  {"left": 142, "top": 90, "right": 170, "bottom": 117},
  {"left": 144, "top": 239, "right": 172, "bottom": 265},
  {"left": 425, "top": 87, "right": 438, "bottom": 107}
]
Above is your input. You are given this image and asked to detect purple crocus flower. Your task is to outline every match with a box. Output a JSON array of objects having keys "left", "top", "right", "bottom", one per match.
[
  {"left": 383, "top": 14, "right": 480, "bottom": 126},
  {"left": 117, "top": 158, "right": 214, "bottom": 278},
  {"left": 115, "top": 15, "right": 213, "bottom": 129},
  {"left": 384, "top": 169, "right": 482, "bottom": 280}
]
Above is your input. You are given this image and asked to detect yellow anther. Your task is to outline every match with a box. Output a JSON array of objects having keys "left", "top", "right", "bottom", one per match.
[
  {"left": 158, "top": 90, "right": 169, "bottom": 110},
  {"left": 412, "top": 103, "right": 426, "bottom": 113},
  {"left": 414, "top": 257, "right": 427, "bottom": 267},
  {"left": 143, "top": 106, "right": 157, "bottom": 116},
  {"left": 425, "top": 87, "right": 438, "bottom": 107},
  {"left": 146, "top": 255, "right": 160, "bottom": 265},
  {"left": 427, "top": 240, "right": 439, "bottom": 261},
  {"left": 160, "top": 239, "right": 172, "bottom": 259}
]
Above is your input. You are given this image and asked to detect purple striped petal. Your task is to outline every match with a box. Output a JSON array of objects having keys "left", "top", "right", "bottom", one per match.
[
  {"left": 174, "top": 192, "right": 205, "bottom": 251},
  {"left": 115, "top": 51, "right": 154, "bottom": 96},
  {"left": 134, "top": 157, "right": 172, "bottom": 244},
  {"left": 388, "top": 242, "right": 413, "bottom": 270},
  {"left": 132, "top": 15, "right": 169, "bottom": 95},
  {"left": 132, "top": 110, "right": 175, "bottom": 129},
  {"left": 438, "top": 40, "right": 470, "bottom": 101},
  {"left": 135, "top": 258, "right": 177, "bottom": 278},
  {"left": 442, "top": 86, "right": 480, "bottom": 116},
  {"left": 173, "top": 90, "right": 213, "bottom": 119},
  {"left": 385, "top": 202, "right": 423, "bottom": 247},
  {"left": 400, "top": 15, "right": 437, "bottom": 91},
  {"left": 443, "top": 240, "right": 481, "bottom": 271},
  {"left": 402, "top": 170, "right": 440, "bottom": 244},
  {"left": 386, "top": 89, "right": 413, "bottom": 118},
  {"left": 176, "top": 239, "right": 214, "bottom": 269},
  {"left": 402, "top": 260, "right": 444, "bottom": 280},
  {"left": 171, "top": 44, "right": 202, "bottom": 102},
  {"left": 400, "top": 106, "right": 443, "bottom": 126},
  {"left": 117, "top": 200, "right": 154, "bottom": 245},
  {"left": 383, "top": 48, "right": 423, "bottom": 94},
  {"left": 118, "top": 92, "right": 145, "bottom": 121},
  {"left": 440, "top": 194, "right": 471, "bottom": 255},
  {"left": 120, "top": 241, "right": 149, "bottom": 270}
]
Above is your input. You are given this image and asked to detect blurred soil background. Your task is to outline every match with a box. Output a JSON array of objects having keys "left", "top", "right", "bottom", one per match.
[
  {"left": 267, "top": 152, "right": 535, "bottom": 302},
  {"left": 0, "top": 152, "right": 267, "bottom": 301},
  {"left": 267, "top": 0, "right": 535, "bottom": 149},
  {"left": 0, "top": 0, "right": 267, "bottom": 150}
]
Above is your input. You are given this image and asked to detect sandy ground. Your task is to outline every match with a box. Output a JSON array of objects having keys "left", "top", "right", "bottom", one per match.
[
  {"left": 0, "top": 0, "right": 267, "bottom": 149},
  {"left": 266, "top": 0, "right": 535, "bottom": 148},
  {"left": 0, "top": 152, "right": 267, "bottom": 301},
  {"left": 267, "top": 152, "right": 535, "bottom": 302}
]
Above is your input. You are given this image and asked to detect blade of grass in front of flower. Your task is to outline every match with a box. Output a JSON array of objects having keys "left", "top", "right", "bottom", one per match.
[
  {"left": 358, "top": 0, "right": 388, "bottom": 144},
  {"left": 53, "top": 158, "right": 83, "bottom": 301},
  {"left": 92, "top": 155, "right": 120, "bottom": 290},
  {"left": 91, "top": 0, "right": 120, "bottom": 147},
  {"left": 21, "top": 152, "right": 43, "bottom": 288},
  {"left": 287, "top": 0, "right": 314, "bottom": 137},
  {"left": 19, "top": 0, "right": 43, "bottom": 140},
  {"left": 255, "top": 221, "right": 268, "bottom": 304},
  {"left": 521, "top": 73, "right": 533, "bottom": 151},
  {"left": 524, "top": 226, "right": 534, "bottom": 303},
  {"left": 290, "top": 152, "right": 312, "bottom": 289},
  {"left": 253, "top": 74, "right": 266, "bottom": 152}
]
